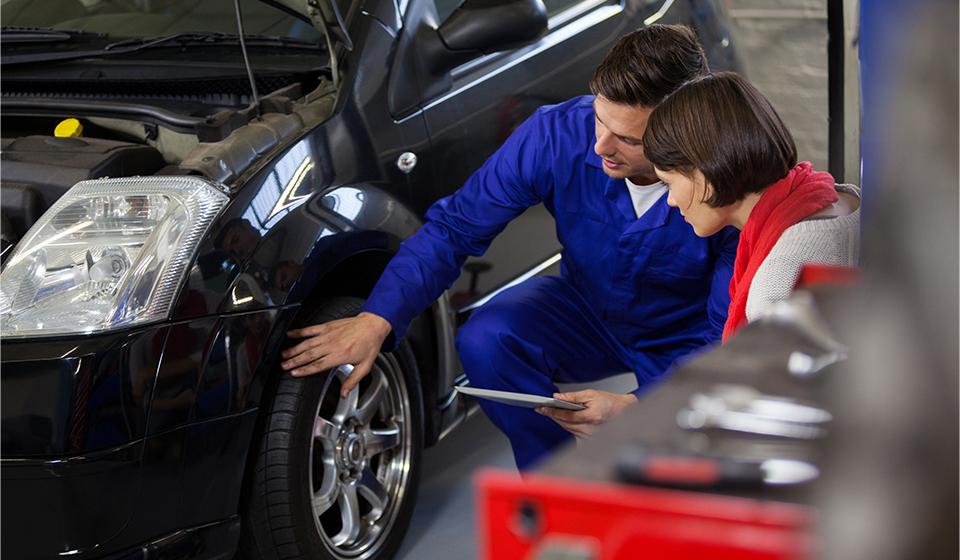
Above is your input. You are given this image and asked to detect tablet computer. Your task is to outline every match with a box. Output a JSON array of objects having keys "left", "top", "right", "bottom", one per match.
[{"left": 455, "top": 386, "right": 586, "bottom": 410}]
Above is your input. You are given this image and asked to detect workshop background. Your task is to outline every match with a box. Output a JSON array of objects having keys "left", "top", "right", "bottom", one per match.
[{"left": 403, "top": 1, "right": 832, "bottom": 558}]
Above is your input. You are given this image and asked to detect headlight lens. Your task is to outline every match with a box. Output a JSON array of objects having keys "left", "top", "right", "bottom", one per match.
[{"left": 0, "top": 176, "right": 228, "bottom": 337}]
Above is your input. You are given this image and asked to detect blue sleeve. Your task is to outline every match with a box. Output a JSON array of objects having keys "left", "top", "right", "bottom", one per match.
[
  {"left": 628, "top": 228, "right": 738, "bottom": 400},
  {"left": 704, "top": 226, "right": 739, "bottom": 342},
  {"left": 360, "top": 111, "right": 555, "bottom": 346}
]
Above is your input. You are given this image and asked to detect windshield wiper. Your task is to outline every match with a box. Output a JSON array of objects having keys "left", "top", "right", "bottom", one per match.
[
  {"left": 0, "top": 26, "right": 106, "bottom": 44},
  {"left": 1, "top": 31, "right": 323, "bottom": 66},
  {"left": 103, "top": 32, "right": 320, "bottom": 51}
]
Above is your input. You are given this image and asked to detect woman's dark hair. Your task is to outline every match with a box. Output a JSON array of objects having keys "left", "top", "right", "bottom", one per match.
[
  {"left": 590, "top": 24, "right": 709, "bottom": 108},
  {"left": 643, "top": 71, "right": 798, "bottom": 207}
]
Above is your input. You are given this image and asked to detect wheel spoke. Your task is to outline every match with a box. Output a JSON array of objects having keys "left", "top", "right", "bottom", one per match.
[
  {"left": 364, "top": 425, "right": 400, "bottom": 458},
  {"left": 355, "top": 371, "right": 387, "bottom": 424},
  {"left": 314, "top": 416, "right": 339, "bottom": 443},
  {"left": 332, "top": 482, "right": 361, "bottom": 547},
  {"left": 312, "top": 461, "right": 340, "bottom": 516},
  {"left": 358, "top": 467, "right": 388, "bottom": 518},
  {"left": 333, "top": 366, "right": 359, "bottom": 422}
]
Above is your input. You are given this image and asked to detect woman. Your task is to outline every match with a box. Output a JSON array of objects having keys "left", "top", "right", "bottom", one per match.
[{"left": 642, "top": 72, "right": 860, "bottom": 341}]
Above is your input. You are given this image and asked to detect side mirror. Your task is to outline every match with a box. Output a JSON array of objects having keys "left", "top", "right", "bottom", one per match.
[{"left": 427, "top": 0, "right": 548, "bottom": 74}]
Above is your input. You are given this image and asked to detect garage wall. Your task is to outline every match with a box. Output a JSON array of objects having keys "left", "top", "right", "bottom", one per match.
[{"left": 728, "top": 0, "right": 829, "bottom": 170}]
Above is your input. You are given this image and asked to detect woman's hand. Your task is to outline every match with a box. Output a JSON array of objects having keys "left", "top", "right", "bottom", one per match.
[{"left": 535, "top": 389, "right": 638, "bottom": 438}]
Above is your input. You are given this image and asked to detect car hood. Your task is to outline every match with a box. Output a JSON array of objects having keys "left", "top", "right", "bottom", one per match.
[{"left": 269, "top": 0, "right": 352, "bottom": 48}]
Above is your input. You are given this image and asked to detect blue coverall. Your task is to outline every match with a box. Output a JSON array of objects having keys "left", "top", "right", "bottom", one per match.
[{"left": 362, "top": 96, "right": 738, "bottom": 469}]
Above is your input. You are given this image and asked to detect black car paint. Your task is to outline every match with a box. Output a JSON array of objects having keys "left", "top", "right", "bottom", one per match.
[{"left": 0, "top": 0, "right": 740, "bottom": 557}]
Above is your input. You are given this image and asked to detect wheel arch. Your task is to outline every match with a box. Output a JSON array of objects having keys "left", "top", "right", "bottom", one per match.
[
  {"left": 238, "top": 183, "right": 458, "bottom": 467},
  {"left": 280, "top": 247, "right": 454, "bottom": 448}
]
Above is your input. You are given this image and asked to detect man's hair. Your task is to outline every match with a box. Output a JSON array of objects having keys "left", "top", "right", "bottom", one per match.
[
  {"left": 643, "top": 71, "right": 798, "bottom": 207},
  {"left": 589, "top": 24, "right": 709, "bottom": 107}
]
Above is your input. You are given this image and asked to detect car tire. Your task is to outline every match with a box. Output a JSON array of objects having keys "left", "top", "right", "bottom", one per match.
[{"left": 239, "top": 297, "right": 423, "bottom": 560}]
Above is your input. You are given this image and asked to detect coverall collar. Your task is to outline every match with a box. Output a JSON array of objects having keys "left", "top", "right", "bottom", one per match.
[{"left": 586, "top": 149, "right": 671, "bottom": 232}]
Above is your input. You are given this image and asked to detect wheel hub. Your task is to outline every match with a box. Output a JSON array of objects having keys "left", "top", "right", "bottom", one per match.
[{"left": 335, "top": 426, "right": 366, "bottom": 477}]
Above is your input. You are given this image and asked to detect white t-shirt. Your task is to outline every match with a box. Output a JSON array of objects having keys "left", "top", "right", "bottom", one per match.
[{"left": 625, "top": 178, "right": 668, "bottom": 219}]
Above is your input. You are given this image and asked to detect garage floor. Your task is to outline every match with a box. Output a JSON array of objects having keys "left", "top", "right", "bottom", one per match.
[
  {"left": 395, "top": 411, "right": 514, "bottom": 560},
  {"left": 396, "top": 374, "right": 638, "bottom": 560}
]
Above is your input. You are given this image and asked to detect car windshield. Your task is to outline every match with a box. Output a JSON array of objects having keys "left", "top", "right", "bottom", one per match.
[{"left": 0, "top": 0, "right": 322, "bottom": 42}]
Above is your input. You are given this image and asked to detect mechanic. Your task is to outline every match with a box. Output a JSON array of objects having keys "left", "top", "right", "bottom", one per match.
[{"left": 281, "top": 24, "right": 739, "bottom": 470}]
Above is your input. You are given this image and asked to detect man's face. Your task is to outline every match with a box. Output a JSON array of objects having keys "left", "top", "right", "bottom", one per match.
[
  {"left": 593, "top": 96, "right": 656, "bottom": 183},
  {"left": 223, "top": 219, "right": 260, "bottom": 261}
]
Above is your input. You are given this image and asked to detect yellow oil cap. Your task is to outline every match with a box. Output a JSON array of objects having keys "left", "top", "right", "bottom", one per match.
[{"left": 54, "top": 118, "right": 83, "bottom": 138}]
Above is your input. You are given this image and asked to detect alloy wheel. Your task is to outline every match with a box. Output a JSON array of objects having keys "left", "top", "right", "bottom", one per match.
[{"left": 309, "top": 357, "right": 413, "bottom": 559}]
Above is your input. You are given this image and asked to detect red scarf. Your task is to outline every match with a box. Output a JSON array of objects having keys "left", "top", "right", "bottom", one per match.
[{"left": 722, "top": 162, "right": 838, "bottom": 342}]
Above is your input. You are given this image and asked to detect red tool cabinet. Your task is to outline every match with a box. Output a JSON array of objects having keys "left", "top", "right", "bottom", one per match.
[{"left": 477, "top": 470, "right": 815, "bottom": 560}]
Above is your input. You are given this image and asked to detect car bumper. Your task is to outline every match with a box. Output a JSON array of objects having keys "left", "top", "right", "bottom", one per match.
[
  {"left": 1, "top": 309, "right": 287, "bottom": 558},
  {"left": 99, "top": 517, "right": 240, "bottom": 560},
  {"left": 1, "top": 412, "right": 256, "bottom": 559}
]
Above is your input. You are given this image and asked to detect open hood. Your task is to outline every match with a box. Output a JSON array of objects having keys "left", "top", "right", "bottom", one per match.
[{"left": 269, "top": 0, "right": 354, "bottom": 50}]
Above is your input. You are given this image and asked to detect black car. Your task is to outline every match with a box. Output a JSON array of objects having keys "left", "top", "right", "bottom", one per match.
[{"left": 0, "top": 1, "right": 739, "bottom": 558}]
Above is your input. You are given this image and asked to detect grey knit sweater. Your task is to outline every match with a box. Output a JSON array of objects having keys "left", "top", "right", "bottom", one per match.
[{"left": 745, "top": 184, "right": 861, "bottom": 321}]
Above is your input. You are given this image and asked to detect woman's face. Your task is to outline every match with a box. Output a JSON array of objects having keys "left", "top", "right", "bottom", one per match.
[{"left": 655, "top": 167, "right": 732, "bottom": 237}]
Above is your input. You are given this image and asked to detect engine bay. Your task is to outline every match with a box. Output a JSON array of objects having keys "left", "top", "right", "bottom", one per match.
[{"left": 0, "top": 77, "right": 337, "bottom": 258}]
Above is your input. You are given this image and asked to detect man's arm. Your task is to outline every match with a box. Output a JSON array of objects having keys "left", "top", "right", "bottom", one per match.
[
  {"left": 706, "top": 226, "right": 739, "bottom": 340},
  {"left": 282, "top": 111, "right": 556, "bottom": 395},
  {"left": 359, "top": 121, "right": 552, "bottom": 343}
]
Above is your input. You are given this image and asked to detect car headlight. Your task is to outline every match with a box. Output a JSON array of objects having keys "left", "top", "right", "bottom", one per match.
[{"left": 0, "top": 176, "right": 229, "bottom": 338}]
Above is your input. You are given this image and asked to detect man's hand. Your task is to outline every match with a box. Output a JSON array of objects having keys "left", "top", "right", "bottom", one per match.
[
  {"left": 535, "top": 389, "right": 637, "bottom": 438},
  {"left": 282, "top": 312, "right": 392, "bottom": 397}
]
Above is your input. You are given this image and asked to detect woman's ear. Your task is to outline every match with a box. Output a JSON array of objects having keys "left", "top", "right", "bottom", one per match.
[{"left": 695, "top": 170, "right": 715, "bottom": 205}]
